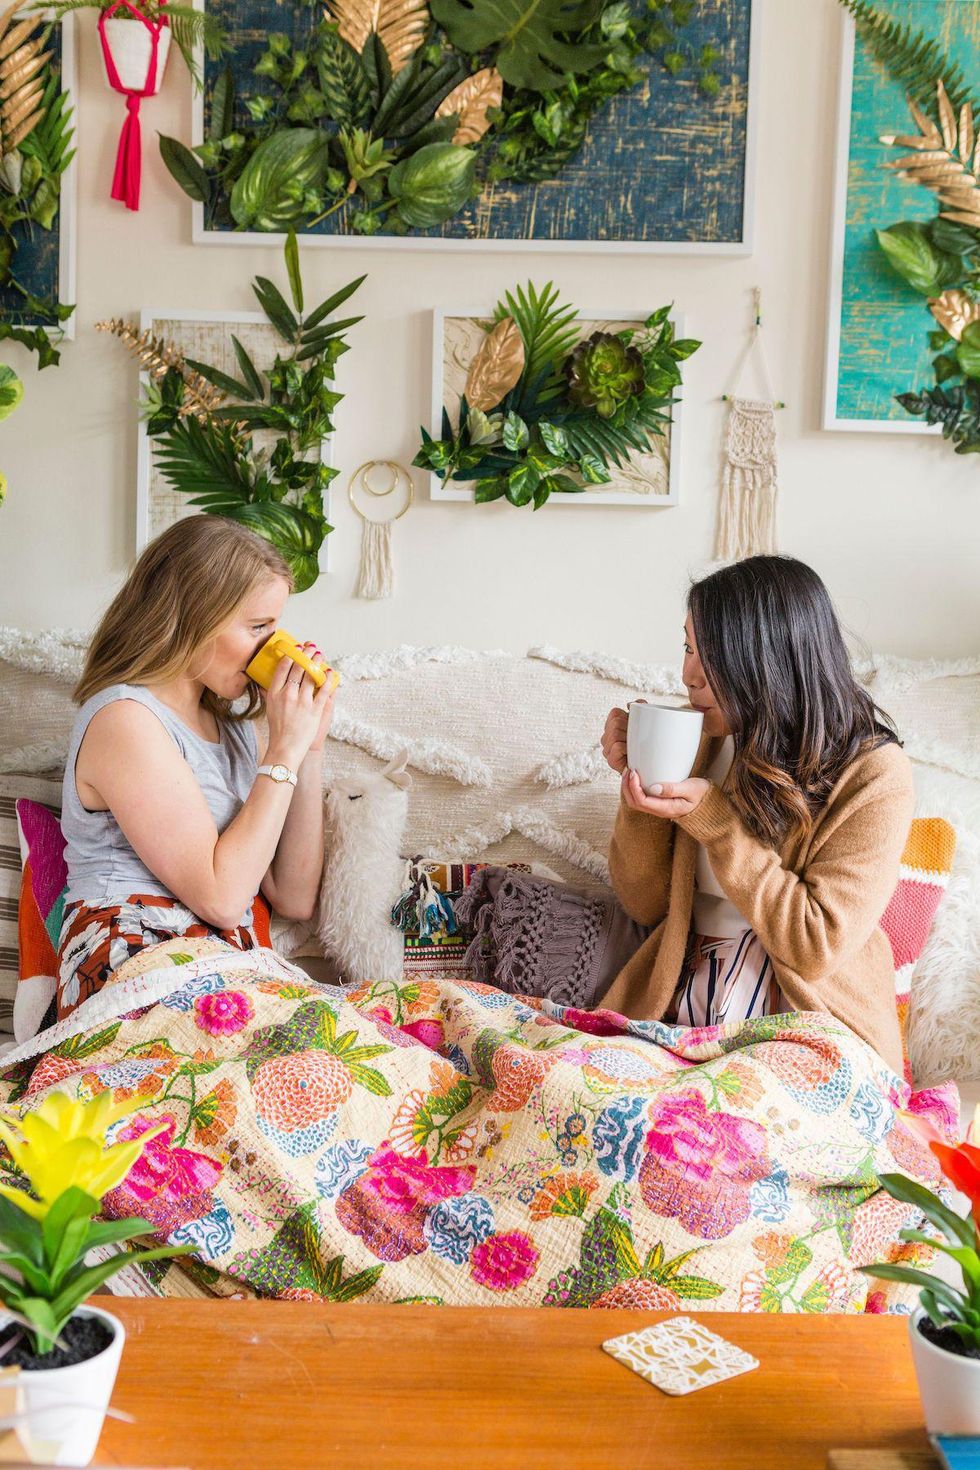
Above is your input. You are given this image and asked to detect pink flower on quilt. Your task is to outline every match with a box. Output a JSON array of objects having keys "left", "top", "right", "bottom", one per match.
[
  {"left": 194, "top": 990, "right": 254, "bottom": 1036},
  {"left": 103, "top": 1113, "right": 223, "bottom": 1236},
  {"left": 400, "top": 1019, "right": 446, "bottom": 1051},
  {"left": 335, "top": 1146, "right": 476, "bottom": 1262},
  {"left": 561, "top": 1008, "right": 629, "bottom": 1037},
  {"left": 470, "top": 1231, "right": 539, "bottom": 1291},
  {"left": 640, "top": 1090, "right": 769, "bottom": 1240}
]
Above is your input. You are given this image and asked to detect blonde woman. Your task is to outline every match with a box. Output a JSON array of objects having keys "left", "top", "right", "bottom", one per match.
[{"left": 58, "top": 517, "right": 335, "bottom": 1019}]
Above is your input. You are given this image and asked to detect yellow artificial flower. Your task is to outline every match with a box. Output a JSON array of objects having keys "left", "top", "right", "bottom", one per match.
[{"left": 0, "top": 1091, "right": 167, "bottom": 1220}]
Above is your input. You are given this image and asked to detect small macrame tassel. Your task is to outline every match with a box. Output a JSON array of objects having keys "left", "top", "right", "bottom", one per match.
[
  {"left": 355, "top": 518, "right": 394, "bottom": 599},
  {"left": 715, "top": 397, "right": 779, "bottom": 560}
]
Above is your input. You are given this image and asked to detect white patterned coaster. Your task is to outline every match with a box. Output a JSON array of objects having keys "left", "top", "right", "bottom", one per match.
[{"left": 602, "top": 1315, "right": 759, "bottom": 1395}]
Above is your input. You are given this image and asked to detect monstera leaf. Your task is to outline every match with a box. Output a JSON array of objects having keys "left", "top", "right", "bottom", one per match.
[{"left": 430, "top": 0, "right": 607, "bottom": 92}]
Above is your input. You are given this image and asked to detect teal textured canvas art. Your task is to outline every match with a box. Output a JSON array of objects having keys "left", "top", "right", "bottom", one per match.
[{"left": 826, "top": 0, "right": 980, "bottom": 427}]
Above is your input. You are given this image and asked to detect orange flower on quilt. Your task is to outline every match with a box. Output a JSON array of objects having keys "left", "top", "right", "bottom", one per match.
[
  {"left": 529, "top": 1171, "right": 599, "bottom": 1221},
  {"left": 193, "top": 1079, "right": 237, "bottom": 1148},
  {"left": 429, "top": 1060, "right": 460, "bottom": 1098},
  {"left": 751, "top": 1231, "right": 794, "bottom": 1268}
]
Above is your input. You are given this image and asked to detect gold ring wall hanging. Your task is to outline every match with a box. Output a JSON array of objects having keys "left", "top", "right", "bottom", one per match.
[{"left": 348, "top": 460, "right": 414, "bottom": 599}]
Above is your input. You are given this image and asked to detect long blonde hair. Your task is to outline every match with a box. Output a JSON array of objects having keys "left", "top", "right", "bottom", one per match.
[{"left": 74, "top": 517, "right": 293, "bottom": 720}]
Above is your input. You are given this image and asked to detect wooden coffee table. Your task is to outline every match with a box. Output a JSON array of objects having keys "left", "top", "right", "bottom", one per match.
[{"left": 94, "top": 1300, "right": 931, "bottom": 1470}]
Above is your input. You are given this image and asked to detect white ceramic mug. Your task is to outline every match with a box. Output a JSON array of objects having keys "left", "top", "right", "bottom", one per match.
[{"left": 626, "top": 701, "right": 704, "bottom": 792}]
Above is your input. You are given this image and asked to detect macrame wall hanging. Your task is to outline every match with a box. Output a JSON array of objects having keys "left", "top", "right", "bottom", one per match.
[
  {"left": 716, "top": 287, "right": 785, "bottom": 561},
  {"left": 349, "top": 460, "right": 414, "bottom": 599},
  {"left": 98, "top": 0, "right": 172, "bottom": 211}
]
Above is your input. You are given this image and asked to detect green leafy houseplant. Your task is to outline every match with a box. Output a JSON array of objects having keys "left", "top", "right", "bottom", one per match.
[
  {"left": 838, "top": 0, "right": 980, "bottom": 454},
  {"left": 0, "top": 1091, "right": 187, "bottom": 1359},
  {"left": 159, "top": 0, "right": 721, "bottom": 236},
  {"left": 100, "top": 231, "right": 364, "bottom": 590},
  {"left": 414, "top": 280, "right": 699, "bottom": 508},
  {"left": 859, "top": 1106, "right": 980, "bottom": 1432}
]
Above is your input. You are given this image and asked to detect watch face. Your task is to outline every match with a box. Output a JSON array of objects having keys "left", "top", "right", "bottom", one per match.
[{"left": 271, "top": 764, "right": 289, "bottom": 782}]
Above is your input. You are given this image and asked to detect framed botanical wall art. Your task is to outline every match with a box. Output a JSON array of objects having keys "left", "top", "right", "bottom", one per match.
[
  {"left": 0, "top": 11, "right": 77, "bottom": 334},
  {"left": 426, "top": 302, "right": 687, "bottom": 506},
  {"left": 134, "top": 310, "right": 333, "bottom": 568},
  {"left": 823, "top": 0, "right": 979, "bottom": 432},
  {"left": 178, "top": 0, "right": 760, "bottom": 254}
]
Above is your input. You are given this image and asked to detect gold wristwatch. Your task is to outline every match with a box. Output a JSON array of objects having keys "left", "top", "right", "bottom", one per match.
[{"left": 257, "top": 763, "right": 298, "bottom": 788}]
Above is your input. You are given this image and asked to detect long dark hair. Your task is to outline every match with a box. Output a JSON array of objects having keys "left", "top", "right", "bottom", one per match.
[{"left": 688, "top": 556, "right": 900, "bottom": 847}]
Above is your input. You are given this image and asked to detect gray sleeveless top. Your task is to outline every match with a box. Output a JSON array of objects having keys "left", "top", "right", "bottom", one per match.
[{"left": 62, "top": 684, "right": 258, "bottom": 917}]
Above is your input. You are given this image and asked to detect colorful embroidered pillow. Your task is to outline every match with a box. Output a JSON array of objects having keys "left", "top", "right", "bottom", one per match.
[
  {"left": 14, "top": 795, "right": 66, "bottom": 1041},
  {"left": 878, "top": 816, "right": 956, "bottom": 1071},
  {"left": 13, "top": 796, "right": 274, "bottom": 1043}
]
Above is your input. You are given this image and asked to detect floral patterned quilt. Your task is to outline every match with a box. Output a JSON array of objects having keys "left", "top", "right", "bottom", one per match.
[{"left": 0, "top": 941, "right": 959, "bottom": 1313}]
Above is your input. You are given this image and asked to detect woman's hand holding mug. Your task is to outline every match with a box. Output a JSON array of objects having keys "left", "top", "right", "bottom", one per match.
[
  {"left": 263, "top": 647, "right": 336, "bottom": 769},
  {"left": 604, "top": 699, "right": 709, "bottom": 820}
]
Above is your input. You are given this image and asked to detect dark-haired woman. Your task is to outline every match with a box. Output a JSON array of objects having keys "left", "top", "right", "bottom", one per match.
[{"left": 600, "top": 555, "right": 913, "bottom": 1075}]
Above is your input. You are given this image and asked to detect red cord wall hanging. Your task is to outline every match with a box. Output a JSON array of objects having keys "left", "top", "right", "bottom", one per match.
[{"left": 98, "top": 0, "right": 171, "bottom": 211}]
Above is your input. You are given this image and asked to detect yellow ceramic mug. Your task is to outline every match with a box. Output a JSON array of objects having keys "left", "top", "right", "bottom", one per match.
[{"left": 245, "top": 630, "right": 341, "bottom": 693}]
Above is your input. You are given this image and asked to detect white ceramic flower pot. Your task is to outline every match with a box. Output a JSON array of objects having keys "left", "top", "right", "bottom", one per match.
[
  {"left": 909, "top": 1309, "right": 980, "bottom": 1435},
  {"left": 100, "top": 17, "right": 171, "bottom": 94},
  {"left": 12, "top": 1305, "right": 125, "bottom": 1466}
]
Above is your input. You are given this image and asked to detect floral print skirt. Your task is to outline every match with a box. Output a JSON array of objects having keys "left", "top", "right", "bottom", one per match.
[{"left": 56, "top": 893, "right": 267, "bottom": 1021}]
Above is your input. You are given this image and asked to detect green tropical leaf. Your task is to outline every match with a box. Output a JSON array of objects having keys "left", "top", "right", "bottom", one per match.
[
  {"left": 230, "top": 129, "right": 329, "bottom": 232},
  {"left": 430, "top": 0, "right": 607, "bottom": 91},
  {"left": 210, "top": 67, "right": 234, "bottom": 142},
  {"left": 317, "top": 26, "right": 373, "bottom": 127},
  {"left": 303, "top": 273, "right": 367, "bottom": 332},
  {"left": 252, "top": 275, "right": 300, "bottom": 342},
  {"left": 494, "top": 281, "right": 580, "bottom": 396},
  {"left": 284, "top": 230, "right": 304, "bottom": 314},
  {"left": 387, "top": 142, "right": 476, "bottom": 229},
  {"left": 230, "top": 336, "right": 265, "bottom": 400},
  {"left": 159, "top": 134, "right": 211, "bottom": 205},
  {"left": 0, "top": 365, "right": 23, "bottom": 422},
  {"left": 875, "top": 222, "right": 961, "bottom": 297},
  {"left": 956, "top": 320, "right": 980, "bottom": 380},
  {"left": 183, "top": 356, "right": 253, "bottom": 400},
  {"left": 838, "top": 0, "right": 979, "bottom": 118}
]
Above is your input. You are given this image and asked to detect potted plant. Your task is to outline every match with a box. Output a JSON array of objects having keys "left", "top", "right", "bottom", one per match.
[
  {"left": 861, "top": 1106, "right": 980, "bottom": 1435},
  {"left": 0, "top": 1091, "right": 188, "bottom": 1466}
]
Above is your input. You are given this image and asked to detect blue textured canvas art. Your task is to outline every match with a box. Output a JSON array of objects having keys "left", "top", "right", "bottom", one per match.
[
  {"left": 829, "top": 0, "right": 980, "bottom": 425},
  {"left": 0, "top": 24, "right": 69, "bottom": 328},
  {"left": 200, "top": 0, "right": 755, "bottom": 246}
]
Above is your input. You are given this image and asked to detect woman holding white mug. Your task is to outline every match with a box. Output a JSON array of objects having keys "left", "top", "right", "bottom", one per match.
[{"left": 599, "top": 555, "right": 913, "bottom": 1075}]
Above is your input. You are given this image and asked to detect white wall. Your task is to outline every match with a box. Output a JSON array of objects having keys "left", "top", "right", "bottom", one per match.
[{"left": 1, "top": 0, "right": 978, "bottom": 663}]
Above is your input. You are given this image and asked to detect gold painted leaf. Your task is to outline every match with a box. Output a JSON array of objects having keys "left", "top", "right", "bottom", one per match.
[
  {"left": 959, "top": 103, "right": 974, "bottom": 163},
  {"left": 325, "top": 0, "right": 428, "bottom": 75},
  {"left": 0, "top": 14, "right": 46, "bottom": 159},
  {"left": 881, "top": 81, "right": 980, "bottom": 226},
  {"left": 937, "top": 79, "right": 957, "bottom": 151},
  {"left": 0, "top": 15, "right": 40, "bottom": 62},
  {"left": 0, "top": 0, "right": 21, "bottom": 52},
  {"left": 464, "top": 316, "right": 525, "bottom": 412},
  {"left": 928, "top": 289, "right": 980, "bottom": 342},
  {"left": 435, "top": 67, "right": 503, "bottom": 145}
]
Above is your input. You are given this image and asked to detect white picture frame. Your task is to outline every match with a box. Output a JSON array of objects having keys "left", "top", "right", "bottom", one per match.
[
  {"left": 186, "top": 0, "right": 761, "bottom": 258},
  {"left": 8, "top": 10, "right": 77, "bottom": 338},
  {"left": 135, "top": 309, "right": 333, "bottom": 568},
  {"left": 426, "top": 307, "right": 684, "bottom": 507},
  {"left": 821, "top": 14, "right": 938, "bottom": 436}
]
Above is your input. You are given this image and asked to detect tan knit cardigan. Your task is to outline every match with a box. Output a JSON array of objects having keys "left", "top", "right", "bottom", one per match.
[{"left": 601, "top": 734, "right": 915, "bottom": 1075}]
